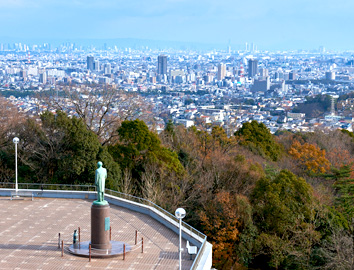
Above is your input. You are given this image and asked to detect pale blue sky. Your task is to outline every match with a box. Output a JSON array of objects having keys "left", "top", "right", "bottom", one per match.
[{"left": 0, "top": 0, "right": 353, "bottom": 50}]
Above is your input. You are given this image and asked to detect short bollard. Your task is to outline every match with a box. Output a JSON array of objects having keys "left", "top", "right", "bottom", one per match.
[
  {"left": 61, "top": 240, "right": 64, "bottom": 257},
  {"left": 89, "top": 244, "right": 91, "bottom": 262},
  {"left": 58, "top": 233, "right": 61, "bottom": 249},
  {"left": 110, "top": 226, "right": 112, "bottom": 241},
  {"left": 73, "top": 230, "right": 78, "bottom": 244},
  {"left": 123, "top": 244, "right": 126, "bottom": 260},
  {"left": 78, "top": 227, "right": 81, "bottom": 242},
  {"left": 141, "top": 237, "right": 144, "bottom": 253},
  {"left": 135, "top": 230, "right": 137, "bottom": 245}
]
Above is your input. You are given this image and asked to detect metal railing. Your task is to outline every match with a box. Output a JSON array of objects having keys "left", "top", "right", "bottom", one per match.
[
  {"left": 105, "top": 189, "right": 208, "bottom": 270},
  {"left": 105, "top": 189, "right": 207, "bottom": 242},
  {"left": 0, "top": 182, "right": 96, "bottom": 191},
  {"left": 190, "top": 237, "right": 208, "bottom": 270}
]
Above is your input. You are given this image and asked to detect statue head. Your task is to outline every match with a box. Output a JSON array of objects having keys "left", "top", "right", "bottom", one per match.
[{"left": 97, "top": 161, "right": 103, "bottom": 168}]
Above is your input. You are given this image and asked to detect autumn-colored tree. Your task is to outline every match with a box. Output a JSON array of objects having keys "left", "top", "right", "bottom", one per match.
[
  {"left": 326, "top": 148, "right": 354, "bottom": 175},
  {"left": 289, "top": 140, "right": 330, "bottom": 174},
  {"left": 211, "top": 126, "right": 238, "bottom": 154},
  {"left": 199, "top": 191, "right": 256, "bottom": 269}
]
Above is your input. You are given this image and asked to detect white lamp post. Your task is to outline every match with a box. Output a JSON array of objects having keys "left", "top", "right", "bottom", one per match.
[
  {"left": 13, "top": 137, "right": 19, "bottom": 193},
  {"left": 175, "top": 208, "right": 186, "bottom": 270}
]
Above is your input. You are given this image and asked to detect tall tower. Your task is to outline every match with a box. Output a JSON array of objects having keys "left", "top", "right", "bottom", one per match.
[
  {"left": 248, "top": 59, "right": 258, "bottom": 78},
  {"left": 157, "top": 55, "right": 167, "bottom": 75},
  {"left": 87, "top": 56, "right": 94, "bottom": 70}
]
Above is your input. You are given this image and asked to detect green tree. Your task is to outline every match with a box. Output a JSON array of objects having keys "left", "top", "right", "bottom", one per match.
[
  {"left": 19, "top": 111, "right": 121, "bottom": 187},
  {"left": 250, "top": 170, "right": 320, "bottom": 269},
  {"left": 109, "top": 119, "right": 184, "bottom": 196},
  {"left": 235, "top": 120, "right": 283, "bottom": 161},
  {"left": 333, "top": 174, "right": 354, "bottom": 221}
]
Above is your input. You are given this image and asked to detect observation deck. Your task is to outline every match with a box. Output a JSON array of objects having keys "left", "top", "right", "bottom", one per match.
[{"left": 0, "top": 183, "right": 212, "bottom": 270}]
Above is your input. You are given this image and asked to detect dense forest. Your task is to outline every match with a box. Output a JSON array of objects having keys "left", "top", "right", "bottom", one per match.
[{"left": 0, "top": 94, "right": 353, "bottom": 270}]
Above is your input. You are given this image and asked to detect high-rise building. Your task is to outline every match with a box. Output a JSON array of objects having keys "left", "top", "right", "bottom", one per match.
[
  {"left": 289, "top": 71, "right": 297, "bottom": 80},
  {"left": 259, "top": 68, "right": 269, "bottom": 78},
  {"left": 157, "top": 55, "right": 167, "bottom": 75},
  {"left": 248, "top": 59, "right": 258, "bottom": 78},
  {"left": 326, "top": 71, "right": 336, "bottom": 80},
  {"left": 217, "top": 63, "right": 226, "bottom": 81},
  {"left": 94, "top": 60, "right": 100, "bottom": 71},
  {"left": 104, "top": 63, "right": 111, "bottom": 74},
  {"left": 251, "top": 76, "right": 270, "bottom": 92},
  {"left": 39, "top": 72, "right": 47, "bottom": 84},
  {"left": 87, "top": 56, "right": 94, "bottom": 70},
  {"left": 20, "top": 70, "right": 27, "bottom": 79}
]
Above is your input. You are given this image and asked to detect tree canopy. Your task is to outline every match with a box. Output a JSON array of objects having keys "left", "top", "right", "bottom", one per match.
[
  {"left": 235, "top": 120, "right": 283, "bottom": 161},
  {"left": 18, "top": 111, "right": 121, "bottom": 188}
]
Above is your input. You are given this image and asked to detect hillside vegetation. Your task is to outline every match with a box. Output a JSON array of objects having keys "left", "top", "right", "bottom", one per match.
[{"left": 0, "top": 97, "right": 353, "bottom": 269}]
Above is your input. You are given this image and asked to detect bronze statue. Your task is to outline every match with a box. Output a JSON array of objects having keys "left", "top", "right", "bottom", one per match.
[{"left": 94, "top": 161, "right": 107, "bottom": 205}]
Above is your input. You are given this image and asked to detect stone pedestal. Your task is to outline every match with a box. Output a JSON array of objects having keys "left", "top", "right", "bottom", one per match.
[
  {"left": 69, "top": 202, "right": 131, "bottom": 258},
  {"left": 91, "top": 204, "right": 112, "bottom": 250}
]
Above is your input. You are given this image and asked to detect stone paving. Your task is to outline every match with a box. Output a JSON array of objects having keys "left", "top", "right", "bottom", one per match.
[{"left": 0, "top": 197, "right": 194, "bottom": 270}]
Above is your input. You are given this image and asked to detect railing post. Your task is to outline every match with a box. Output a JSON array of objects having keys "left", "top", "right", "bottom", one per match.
[
  {"left": 78, "top": 227, "right": 81, "bottom": 242},
  {"left": 141, "top": 237, "right": 144, "bottom": 253},
  {"left": 110, "top": 226, "right": 112, "bottom": 241},
  {"left": 123, "top": 244, "right": 126, "bottom": 260},
  {"left": 135, "top": 230, "right": 137, "bottom": 245},
  {"left": 89, "top": 244, "right": 91, "bottom": 262}
]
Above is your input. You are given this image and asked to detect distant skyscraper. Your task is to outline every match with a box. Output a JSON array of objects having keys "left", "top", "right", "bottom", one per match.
[
  {"left": 39, "top": 72, "right": 47, "bottom": 84},
  {"left": 157, "top": 55, "right": 167, "bottom": 75},
  {"left": 259, "top": 68, "right": 269, "bottom": 78},
  {"left": 289, "top": 71, "right": 297, "bottom": 80},
  {"left": 94, "top": 60, "right": 100, "bottom": 71},
  {"left": 87, "top": 56, "right": 94, "bottom": 70},
  {"left": 20, "top": 70, "right": 27, "bottom": 80},
  {"left": 326, "top": 71, "right": 336, "bottom": 80},
  {"left": 104, "top": 63, "right": 111, "bottom": 74},
  {"left": 217, "top": 63, "right": 226, "bottom": 81},
  {"left": 248, "top": 59, "right": 258, "bottom": 78}
]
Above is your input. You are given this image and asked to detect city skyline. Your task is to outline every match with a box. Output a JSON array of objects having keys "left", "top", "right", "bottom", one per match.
[{"left": 0, "top": 0, "right": 353, "bottom": 51}]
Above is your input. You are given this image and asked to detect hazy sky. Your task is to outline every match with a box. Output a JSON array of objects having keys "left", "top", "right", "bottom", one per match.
[{"left": 0, "top": 0, "right": 353, "bottom": 50}]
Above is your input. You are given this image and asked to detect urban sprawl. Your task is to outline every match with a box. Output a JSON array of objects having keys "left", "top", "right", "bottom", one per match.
[{"left": 1, "top": 42, "right": 354, "bottom": 134}]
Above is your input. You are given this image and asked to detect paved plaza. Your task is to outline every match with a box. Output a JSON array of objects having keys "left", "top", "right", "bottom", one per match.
[{"left": 0, "top": 197, "right": 194, "bottom": 269}]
